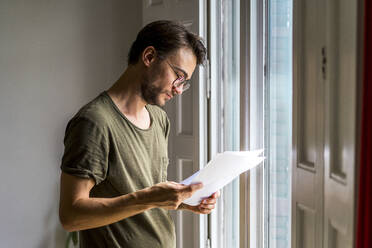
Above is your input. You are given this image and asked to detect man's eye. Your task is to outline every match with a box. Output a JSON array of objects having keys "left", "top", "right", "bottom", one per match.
[
  {"left": 175, "top": 70, "right": 185, "bottom": 80},
  {"left": 178, "top": 76, "right": 185, "bottom": 82}
]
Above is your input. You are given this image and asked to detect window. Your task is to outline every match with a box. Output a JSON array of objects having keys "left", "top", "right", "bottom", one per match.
[
  {"left": 209, "top": 0, "right": 240, "bottom": 247},
  {"left": 265, "top": 0, "right": 293, "bottom": 247},
  {"left": 208, "top": 0, "right": 292, "bottom": 247}
]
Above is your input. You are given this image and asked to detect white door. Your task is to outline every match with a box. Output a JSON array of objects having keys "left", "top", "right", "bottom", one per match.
[
  {"left": 292, "top": 0, "right": 326, "bottom": 247},
  {"left": 323, "top": 0, "right": 359, "bottom": 247},
  {"left": 142, "top": 1, "right": 208, "bottom": 248},
  {"left": 292, "top": 0, "right": 359, "bottom": 247}
]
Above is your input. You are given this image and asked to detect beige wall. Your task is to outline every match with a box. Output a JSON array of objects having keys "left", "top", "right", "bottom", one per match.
[{"left": 0, "top": 1, "right": 142, "bottom": 247}]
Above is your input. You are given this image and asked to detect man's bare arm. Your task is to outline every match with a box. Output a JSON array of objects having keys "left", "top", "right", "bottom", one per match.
[{"left": 59, "top": 172, "right": 202, "bottom": 232}]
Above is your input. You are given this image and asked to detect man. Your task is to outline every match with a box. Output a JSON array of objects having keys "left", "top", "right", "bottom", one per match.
[{"left": 59, "top": 20, "right": 219, "bottom": 248}]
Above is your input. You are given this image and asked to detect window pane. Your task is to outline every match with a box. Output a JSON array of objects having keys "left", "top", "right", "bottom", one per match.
[
  {"left": 209, "top": 0, "right": 240, "bottom": 247},
  {"left": 221, "top": 0, "right": 240, "bottom": 247},
  {"left": 265, "top": 0, "right": 293, "bottom": 248}
]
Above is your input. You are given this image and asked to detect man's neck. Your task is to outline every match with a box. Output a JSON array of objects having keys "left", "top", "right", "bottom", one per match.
[{"left": 107, "top": 65, "right": 147, "bottom": 119}]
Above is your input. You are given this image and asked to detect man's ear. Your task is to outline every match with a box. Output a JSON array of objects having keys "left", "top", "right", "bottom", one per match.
[{"left": 142, "top": 46, "right": 156, "bottom": 67}]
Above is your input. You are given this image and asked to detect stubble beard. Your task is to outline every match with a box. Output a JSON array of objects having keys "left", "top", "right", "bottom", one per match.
[{"left": 140, "top": 73, "right": 165, "bottom": 107}]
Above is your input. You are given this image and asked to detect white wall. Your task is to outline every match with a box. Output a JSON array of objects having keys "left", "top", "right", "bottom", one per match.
[{"left": 0, "top": 1, "right": 142, "bottom": 247}]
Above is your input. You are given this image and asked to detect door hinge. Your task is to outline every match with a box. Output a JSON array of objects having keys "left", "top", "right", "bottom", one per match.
[
  {"left": 322, "top": 46, "right": 327, "bottom": 80},
  {"left": 206, "top": 59, "right": 211, "bottom": 99}
]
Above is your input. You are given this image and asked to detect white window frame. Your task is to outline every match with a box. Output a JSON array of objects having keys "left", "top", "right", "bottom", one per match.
[
  {"left": 208, "top": 0, "right": 241, "bottom": 247},
  {"left": 208, "top": 0, "right": 230, "bottom": 247},
  {"left": 207, "top": 0, "right": 266, "bottom": 247},
  {"left": 239, "top": 0, "right": 266, "bottom": 248}
]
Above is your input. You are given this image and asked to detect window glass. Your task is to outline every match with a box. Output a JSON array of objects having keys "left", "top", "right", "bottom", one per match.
[
  {"left": 220, "top": 0, "right": 240, "bottom": 246},
  {"left": 265, "top": 0, "right": 293, "bottom": 247},
  {"left": 209, "top": 0, "right": 240, "bottom": 247}
]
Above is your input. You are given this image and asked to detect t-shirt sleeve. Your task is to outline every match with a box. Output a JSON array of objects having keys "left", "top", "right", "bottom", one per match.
[{"left": 60, "top": 116, "right": 109, "bottom": 185}]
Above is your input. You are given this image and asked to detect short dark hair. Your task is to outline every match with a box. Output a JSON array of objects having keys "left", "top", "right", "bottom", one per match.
[{"left": 128, "top": 20, "right": 207, "bottom": 66}]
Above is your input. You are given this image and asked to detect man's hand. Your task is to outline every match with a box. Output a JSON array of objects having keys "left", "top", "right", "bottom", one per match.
[
  {"left": 177, "top": 191, "right": 220, "bottom": 214},
  {"left": 148, "top": 181, "right": 203, "bottom": 210}
]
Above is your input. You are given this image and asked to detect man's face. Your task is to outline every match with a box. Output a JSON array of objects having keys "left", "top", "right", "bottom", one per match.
[{"left": 141, "top": 47, "right": 197, "bottom": 106}]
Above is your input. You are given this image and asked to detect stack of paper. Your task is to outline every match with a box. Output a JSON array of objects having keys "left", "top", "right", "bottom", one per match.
[{"left": 181, "top": 149, "right": 265, "bottom": 206}]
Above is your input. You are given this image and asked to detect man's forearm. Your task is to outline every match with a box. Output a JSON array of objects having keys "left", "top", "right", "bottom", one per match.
[
  {"left": 59, "top": 173, "right": 204, "bottom": 232},
  {"left": 60, "top": 188, "right": 154, "bottom": 232}
]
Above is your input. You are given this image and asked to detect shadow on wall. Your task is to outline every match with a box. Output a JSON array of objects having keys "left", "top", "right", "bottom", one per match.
[
  {"left": 0, "top": 0, "right": 142, "bottom": 247},
  {"left": 38, "top": 182, "right": 66, "bottom": 248}
]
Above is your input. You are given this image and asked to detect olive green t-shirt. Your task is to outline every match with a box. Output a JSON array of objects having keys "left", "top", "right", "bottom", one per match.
[{"left": 60, "top": 91, "right": 176, "bottom": 248}]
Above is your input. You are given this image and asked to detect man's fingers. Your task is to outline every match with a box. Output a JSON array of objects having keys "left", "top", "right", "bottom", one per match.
[
  {"left": 182, "top": 183, "right": 203, "bottom": 193},
  {"left": 200, "top": 204, "right": 215, "bottom": 209},
  {"left": 202, "top": 198, "right": 217, "bottom": 204},
  {"left": 212, "top": 191, "right": 220, "bottom": 198},
  {"left": 183, "top": 203, "right": 215, "bottom": 214},
  {"left": 190, "top": 183, "right": 203, "bottom": 191},
  {"left": 198, "top": 207, "right": 213, "bottom": 214}
]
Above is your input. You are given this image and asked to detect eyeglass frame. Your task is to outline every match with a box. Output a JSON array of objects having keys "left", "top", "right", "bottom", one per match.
[{"left": 166, "top": 61, "right": 191, "bottom": 92}]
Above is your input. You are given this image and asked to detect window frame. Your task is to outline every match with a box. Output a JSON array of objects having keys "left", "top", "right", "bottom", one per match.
[
  {"left": 208, "top": 0, "right": 241, "bottom": 247},
  {"left": 207, "top": 0, "right": 267, "bottom": 247},
  {"left": 239, "top": 0, "right": 266, "bottom": 247}
]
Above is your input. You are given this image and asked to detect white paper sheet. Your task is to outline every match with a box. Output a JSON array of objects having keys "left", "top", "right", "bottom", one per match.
[{"left": 181, "top": 149, "right": 264, "bottom": 206}]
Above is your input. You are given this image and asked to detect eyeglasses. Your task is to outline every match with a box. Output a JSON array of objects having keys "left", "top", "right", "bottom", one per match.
[{"left": 166, "top": 61, "right": 191, "bottom": 92}]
